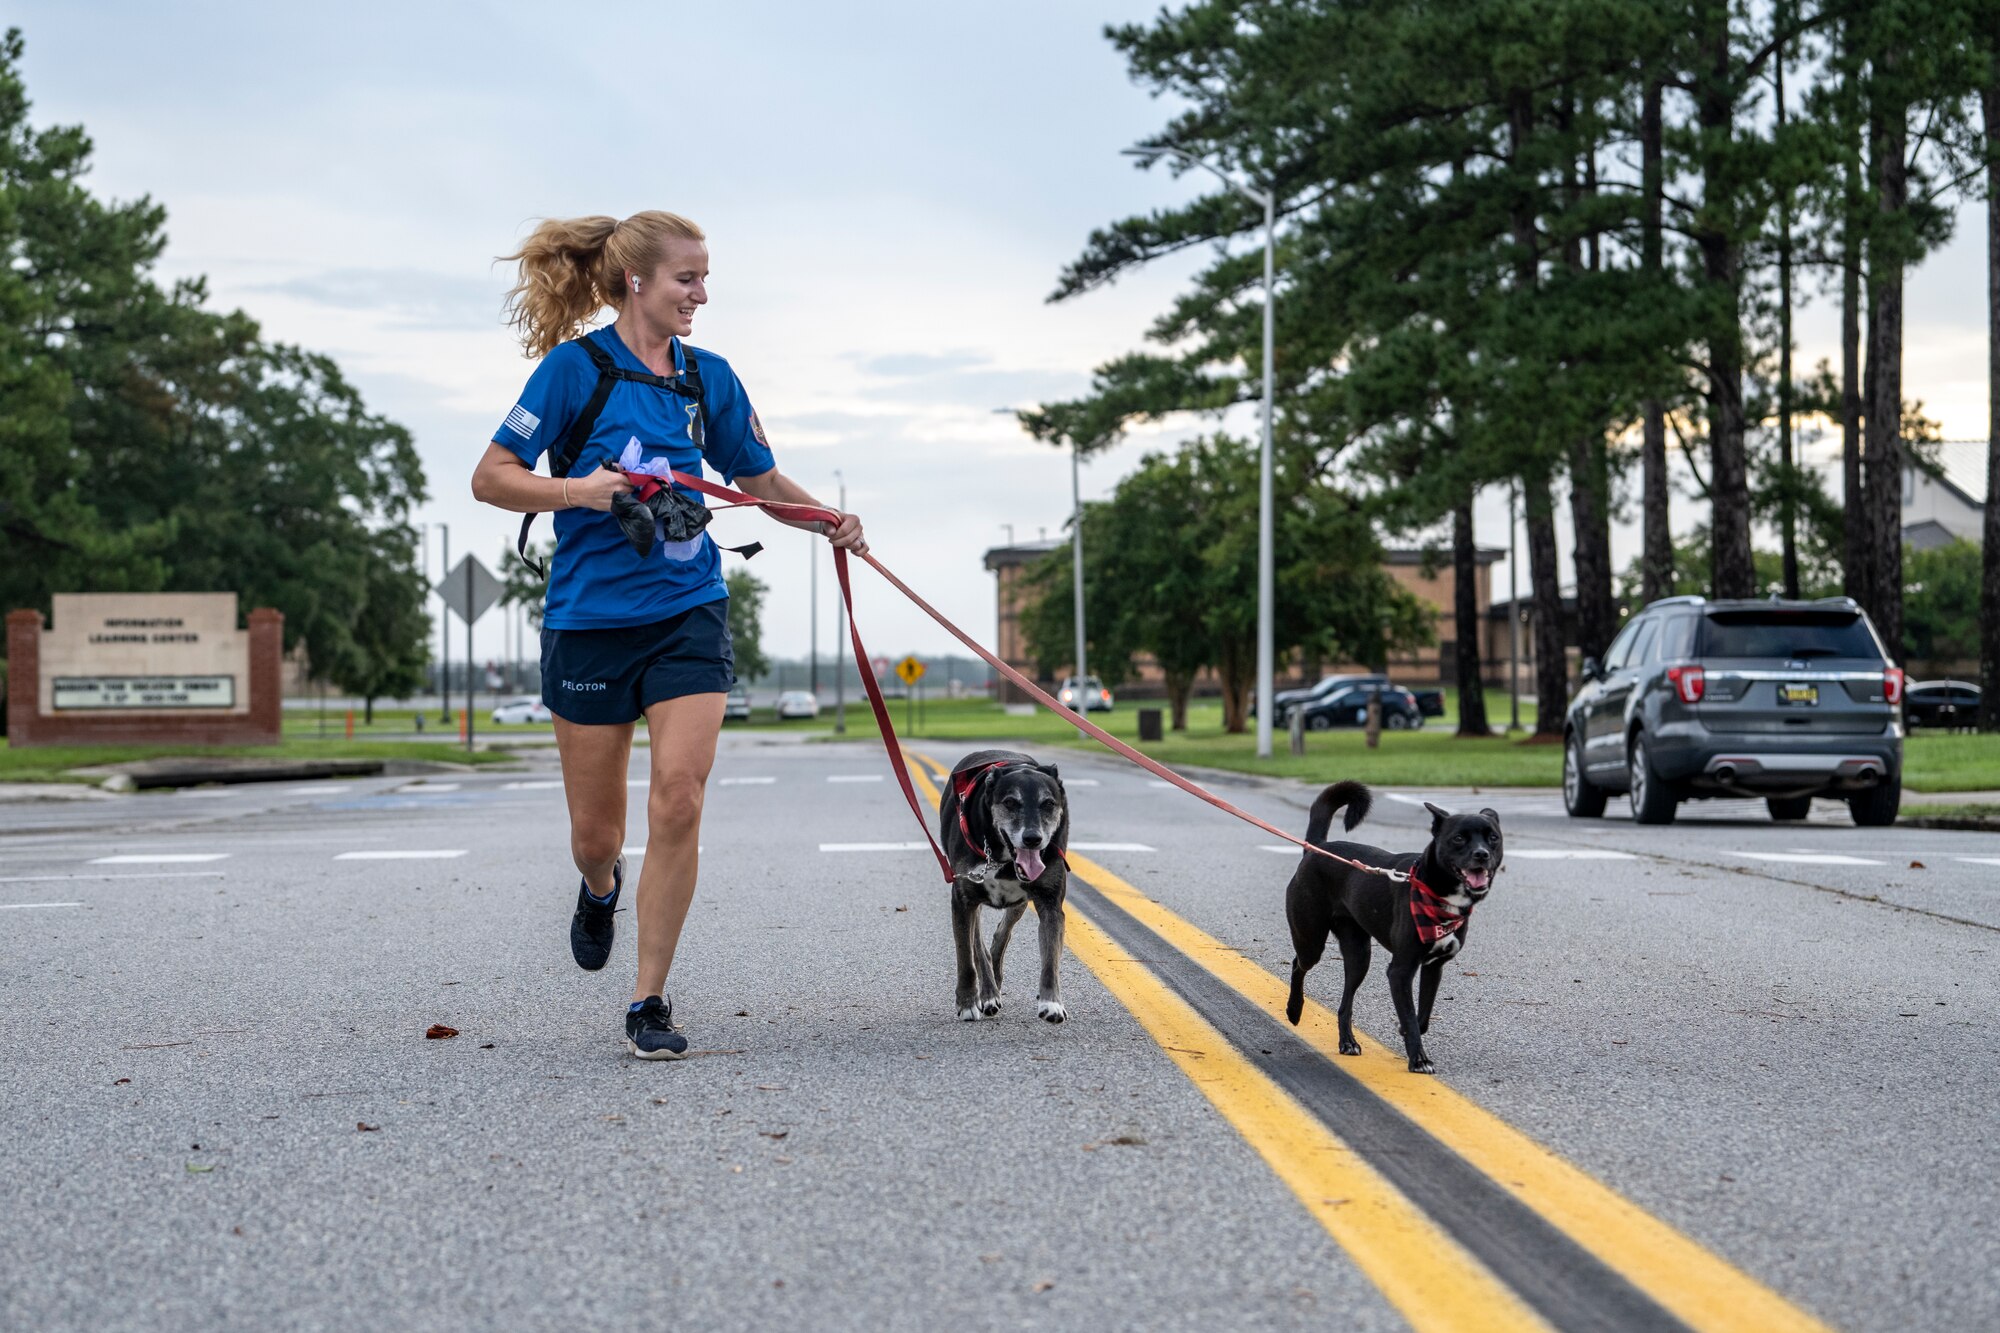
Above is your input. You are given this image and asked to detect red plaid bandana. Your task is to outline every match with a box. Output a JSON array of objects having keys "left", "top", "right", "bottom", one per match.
[{"left": 1407, "top": 872, "right": 1471, "bottom": 946}]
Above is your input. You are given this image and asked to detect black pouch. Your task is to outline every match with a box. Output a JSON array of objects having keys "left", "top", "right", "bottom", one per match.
[{"left": 604, "top": 462, "right": 712, "bottom": 559}]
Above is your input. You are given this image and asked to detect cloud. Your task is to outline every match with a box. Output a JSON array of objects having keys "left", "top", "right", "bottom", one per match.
[
  {"left": 851, "top": 350, "right": 992, "bottom": 378},
  {"left": 252, "top": 268, "right": 509, "bottom": 332}
]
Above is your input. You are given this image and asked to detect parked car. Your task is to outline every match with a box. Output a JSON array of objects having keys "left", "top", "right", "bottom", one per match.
[
  {"left": 490, "top": 696, "right": 552, "bottom": 725},
  {"left": 1562, "top": 595, "right": 1903, "bottom": 826},
  {"left": 1261, "top": 672, "right": 1388, "bottom": 723},
  {"left": 1297, "top": 684, "right": 1424, "bottom": 731},
  {"left": 1057, "top": 675, "right": 1114, "bottom": 713},
  {"left": 723, "top": 686, "right": 752, "bottom": 721},
  {"left": 1411, "top": 688, "right": 1446, "bottom": 719},
  {"left": 774, "top": 690, "right": 820, "bottom": 720},
  {"left": 1905, "top": 679, "right": 1980, "bottom": 730}
]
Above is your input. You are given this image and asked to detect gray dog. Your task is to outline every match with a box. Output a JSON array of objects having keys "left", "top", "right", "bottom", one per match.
[{"left": 938, "top": 749, "right": 1070, "bottom": 1023}]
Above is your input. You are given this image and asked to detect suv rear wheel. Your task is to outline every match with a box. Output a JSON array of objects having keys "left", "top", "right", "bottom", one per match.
[
  {"left": 1563, "top": 732, "right": 1607, "bottom": 818},
  {"left": 1848, "top": 778, "right": 1901, "bottom": 828},
  {"left": 1628, "top": 733, "right": 1678, "bottom": 825}
]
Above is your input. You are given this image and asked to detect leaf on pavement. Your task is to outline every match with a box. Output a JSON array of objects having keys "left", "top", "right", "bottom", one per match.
[
  {"left": 1909, "top": 860, "right": 1925, "bottom": 869},
  {"left": 1032, "top": 1280, "right": 1055, "bottom": 1294},
  {"left": 185, "top": 1163, "right": 215, "bottom": 1174},
  {"left": 759, "top": 1130, "right": 789, "bottom": 1140},
  {"left": 356, "top": 1122, "right": 380, "bottom": 1132},
  {"left": 425, "top": 1024, "right": 459, "bottom": 1040}
]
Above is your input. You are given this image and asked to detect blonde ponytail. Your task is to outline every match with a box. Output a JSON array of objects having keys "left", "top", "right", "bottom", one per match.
[{"left": 500, "top": 210, "right": 706, "bottom": 358}]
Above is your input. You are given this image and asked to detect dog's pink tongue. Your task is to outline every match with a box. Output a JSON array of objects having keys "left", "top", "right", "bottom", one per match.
[
  {"left": 1015, "top": 848, "right": 1045, "bottom": 881},
  {"left": 1463, "top": 868, "right": 1490, "bottom": 890}
]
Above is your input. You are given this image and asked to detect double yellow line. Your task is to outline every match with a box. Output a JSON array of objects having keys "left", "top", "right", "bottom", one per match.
[{"left": 901, "top": 748, "right": 1829, "bottom": 1333}]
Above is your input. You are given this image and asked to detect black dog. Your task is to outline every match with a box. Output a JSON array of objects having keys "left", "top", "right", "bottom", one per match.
[
  {"left": 1283, "top": 781, "right": 1502, "bottom": 1073},
  {"left": 938, "top": 749, "right": 1070, "bottom": 1023}
]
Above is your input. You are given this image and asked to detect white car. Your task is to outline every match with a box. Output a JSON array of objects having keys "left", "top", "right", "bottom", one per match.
[
  {"left": 490, "top": 696, "right": 553, "bottom": 725},
  {"left": 774, "top": 690, "right": 821, "bottom": 720}
]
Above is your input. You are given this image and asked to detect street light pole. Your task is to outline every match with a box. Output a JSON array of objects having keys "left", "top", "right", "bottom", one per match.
[
  {"left": 438, "top": 523, "right": 451, "bottom": 724},
  {"left": 1508, "top": 484, "right": 1522, "bottom": 734},
  {"left": 833, "top": 470, "right": 846, "bottom": 735},
  {"left": 1071, "top": 440, "right": 1087, "bottom": 698},
  {"left": 1124, "top": 143, "right": 1277, "bottom": 755},
  {"left": 809, "top": 530, "right": 818, "bottom": 697}
]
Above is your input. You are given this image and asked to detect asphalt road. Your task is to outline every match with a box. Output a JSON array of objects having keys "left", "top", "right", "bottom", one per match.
[{"left": 3, "top": 733, "right": 1996, "bottom": 1332}]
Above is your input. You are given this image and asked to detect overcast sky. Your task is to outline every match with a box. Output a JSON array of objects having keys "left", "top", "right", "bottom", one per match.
[{"left": 14, "top": 2, "right": 1992, "bottom": 668}]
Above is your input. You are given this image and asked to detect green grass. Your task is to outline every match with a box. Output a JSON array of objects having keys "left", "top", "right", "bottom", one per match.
[
  {"left": 771, "top": 689, "right": 1998, "bottom": 794},
  {"left": 0, "top": 738, "right": 519, "bottom": 785},
  {"left": 1902, "top": 802, "right": 2000, "bottom": 820}
]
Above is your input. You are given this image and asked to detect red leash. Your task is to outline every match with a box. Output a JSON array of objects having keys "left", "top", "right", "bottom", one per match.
[{"left": 668, "top": 470, "right": 1395, "bottom": 885}]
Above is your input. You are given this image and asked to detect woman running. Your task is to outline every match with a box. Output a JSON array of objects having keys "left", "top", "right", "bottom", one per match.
[{"left": 473, "top": 210, "right": 865, "bottom": 1059}]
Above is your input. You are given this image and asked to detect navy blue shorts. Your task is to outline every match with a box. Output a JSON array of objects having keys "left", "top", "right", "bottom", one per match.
[{"left": 540, "top": 599, "right": 735, "bottom": 726}]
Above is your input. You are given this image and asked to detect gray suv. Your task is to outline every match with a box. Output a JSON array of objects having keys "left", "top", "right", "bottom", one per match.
[{"left": 1562, "top": 596, "right": 1904, "bottom": 826}]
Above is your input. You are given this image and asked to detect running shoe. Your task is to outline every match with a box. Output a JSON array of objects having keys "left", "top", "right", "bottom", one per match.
[
  {"left": 625, "top": 995, "right": 689, "bottom": 1060},
  {"left": 569, "top": 856, "right": 623, "bottom": 971}
]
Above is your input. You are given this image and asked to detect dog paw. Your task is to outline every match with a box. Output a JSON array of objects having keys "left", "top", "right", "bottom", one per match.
[
  {"left": 1339, "top": 1038, "right": 1362, "bottom": 1057},
  {"left": 1408, "top": 1058, "right": 1435, "bottom": 1075},
  {"left": 1037, "top": 1000, "right": 1067, "bottom": 1023},
  {"left": 977, "top": 995, "right": 1002, "bottom": 1017},
  {"left": 957, "top": 1005, "right": 981, "bottom": 1022}
]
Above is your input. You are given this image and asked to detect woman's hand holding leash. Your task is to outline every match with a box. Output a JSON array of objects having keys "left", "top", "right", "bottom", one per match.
[
  {"left": 564, "top": 467, "right": 636, "bottom": 513},
  {"left": 823, "top": 511, "right": 867, "bottom": 556}
]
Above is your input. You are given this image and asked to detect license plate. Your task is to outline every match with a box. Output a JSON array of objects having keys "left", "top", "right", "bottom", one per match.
[{"left": 1778, "top": 682, "right": 1818, "bottom": 706}]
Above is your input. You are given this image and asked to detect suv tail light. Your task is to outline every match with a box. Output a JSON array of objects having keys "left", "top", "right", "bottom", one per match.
[
  {"left": 1883, "top": 668, "right": 1905, "bottom": 706},
  {"left": 1666, "top": 663, "right": 1705, "bottom": 704}
]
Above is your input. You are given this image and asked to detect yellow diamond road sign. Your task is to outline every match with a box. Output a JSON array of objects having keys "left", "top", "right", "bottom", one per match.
[{"left": 895, "top": 655, "right": 926, "bottom": 686}]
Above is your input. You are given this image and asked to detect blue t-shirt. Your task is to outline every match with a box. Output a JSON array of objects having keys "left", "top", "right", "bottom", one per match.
[{"left": 495, "top": 327, "right": 777, "bottom": 630}]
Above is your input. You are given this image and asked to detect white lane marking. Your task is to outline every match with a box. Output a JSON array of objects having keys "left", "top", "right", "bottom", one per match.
[
  {"left": 397, "top": 783, "right": 460, "bottom": 793},
  {"left": 1728, "top": 852, "right": 1884, "bottom": 866},
  {"left": 289, "top": 786, "right": 349, "bottom": 795},
  {"left": 827, "top": 775, "right": 883, "bottom": 784},
  {"left": 90, "top": 854, "right": 229, "bottom": 865},
  {"left": 1505, "top": 850, "right": 1639, "bottom": 860},
  {"left": 821, "top": 842, "right": 932, "bottom": 852},
  {"left": 1063, "top": 778, "right": 1100, "bottom": 786},
  {"left": 0, "top": 902, "right": 84, "bottom": 910},
  {"left": 333, "top": 850, "right": 467, "bottom": 861},
  {"left": 1385, "top": 792, "right": 1428, "bottom": 805},
  {"left": 0, "top": 872, "right": 225, "bottom": 884},
  {"left": 1261, "top": 845, "right": 1300, "bottom": 853},
  {"left": 719, "top": 777, "right": 776, "bottom": 786},
  {"left": 503, "top": 780, "right": 564, "bottom": 790},
  {"left": 627, "top": 779, "right": 649, "bottom": 787},
  {"left": 1068, "top": 842, "right": 1155, "bottom": 852},
  {"left": 1147, "top": 780, "right": 1174, "bottom": 788},
  {"left": 174, "top": 790, "right": 237, "bottom": 799},
  {"left": 1954, "top": 857, "right": 2000, "bottom": 867}
]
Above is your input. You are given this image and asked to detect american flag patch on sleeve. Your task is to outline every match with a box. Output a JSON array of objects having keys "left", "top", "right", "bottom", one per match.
[{"left": 504, "top": 404, "right": 541, "bottom": 438}]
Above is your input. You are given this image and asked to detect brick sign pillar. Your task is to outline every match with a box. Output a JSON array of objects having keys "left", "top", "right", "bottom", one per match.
[{"left": 5, "top": 596, "right": 285, "bottom": 747}]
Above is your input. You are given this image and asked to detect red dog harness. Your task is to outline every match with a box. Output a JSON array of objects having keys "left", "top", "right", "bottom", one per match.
[{"left": 1406, "top": 873, "right": 1472, "bottom": 946}]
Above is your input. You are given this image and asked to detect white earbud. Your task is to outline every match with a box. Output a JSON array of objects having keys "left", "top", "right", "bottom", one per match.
[{"left": 631, "top": 278, "right": 642, "bottom": 293}]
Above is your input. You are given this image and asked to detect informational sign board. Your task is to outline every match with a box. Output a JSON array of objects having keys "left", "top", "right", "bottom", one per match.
[
  {"left": 38, "top": 593, "right": 249, "bottom": 716},
  {"left": 895, "top": 655, "right": 926, "bottom": 686},
  {"left": 54, "top": 676, "right": 235, "bottom": 709},
  {"left": 437, "top": 555, "right": 503, "bottom": 626}
]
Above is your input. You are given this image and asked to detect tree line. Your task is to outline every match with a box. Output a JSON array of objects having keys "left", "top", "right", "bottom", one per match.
[
  {"left": 1023, "top": 0, "right": 2000, "bottom": 735},
  {"left": 0, "top": 30, "right": 429, "bottom": 715}
]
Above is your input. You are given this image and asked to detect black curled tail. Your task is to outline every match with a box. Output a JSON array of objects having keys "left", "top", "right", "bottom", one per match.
[{"left": 1305, "top": 781, "right": 1371, "bottom": 844}]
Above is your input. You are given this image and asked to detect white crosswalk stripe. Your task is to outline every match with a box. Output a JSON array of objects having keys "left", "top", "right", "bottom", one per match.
[{"left": 90, "top": 854, "right": 229, "bottom": 865}]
